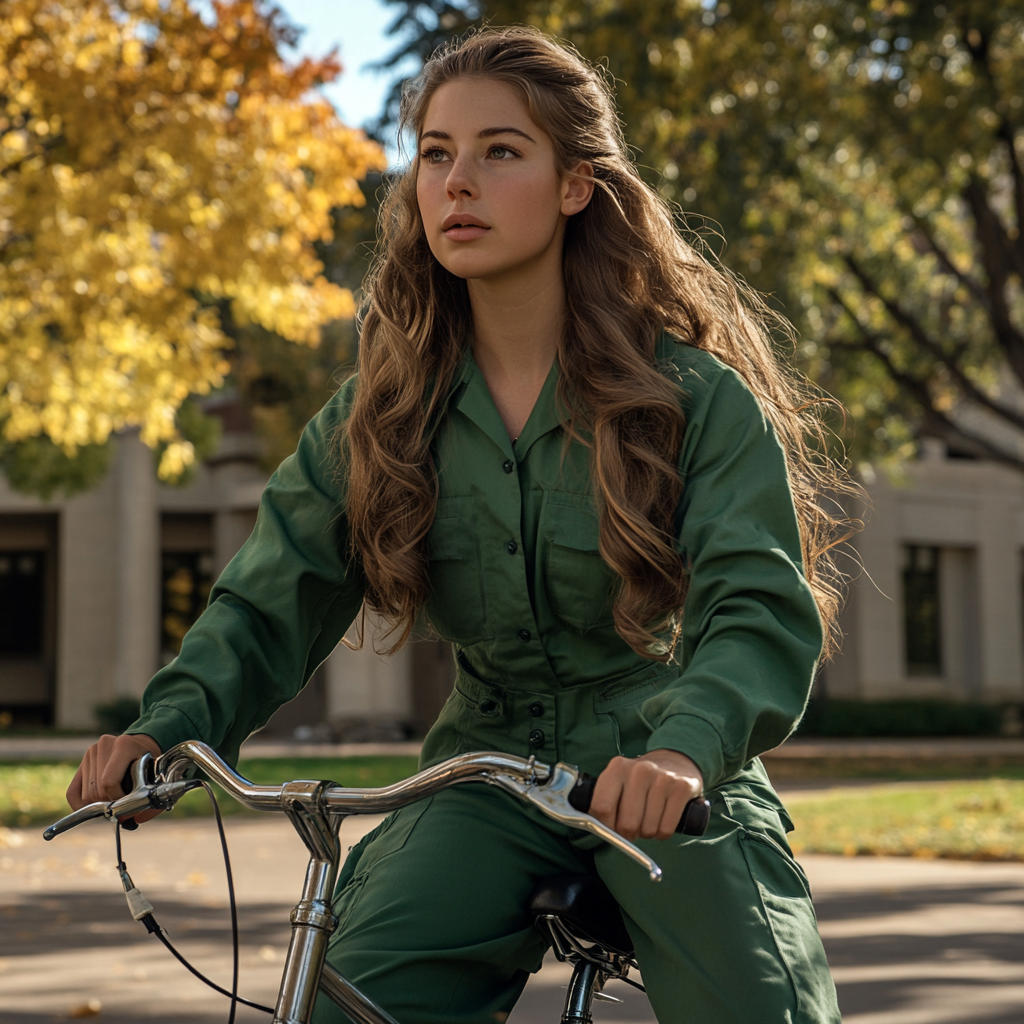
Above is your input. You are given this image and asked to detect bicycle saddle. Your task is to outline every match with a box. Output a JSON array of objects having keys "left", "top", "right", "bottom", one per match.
[{"left": 528, "top": 873, "right": 634, "bottom": 957}]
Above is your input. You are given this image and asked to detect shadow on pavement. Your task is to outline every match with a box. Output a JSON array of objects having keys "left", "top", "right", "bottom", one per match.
[
  {"left": 0, "top": 891, "right": 290, "bottom": 960},
  {"left": 3, "top": 881, "right": 1022, "bottom": 1024}
]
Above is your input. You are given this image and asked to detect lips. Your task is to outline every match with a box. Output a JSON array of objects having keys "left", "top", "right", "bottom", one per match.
[{"left": 442, "top": 213, "right": 490, "bottom": 233}]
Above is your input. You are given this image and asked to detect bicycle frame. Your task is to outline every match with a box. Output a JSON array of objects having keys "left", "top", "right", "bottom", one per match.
[{"left": 45, "top": 741, "right": 666, "bottom": 1024}]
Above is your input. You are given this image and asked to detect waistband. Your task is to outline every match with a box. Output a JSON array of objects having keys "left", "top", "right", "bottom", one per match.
[{"left": 454, "top": 650, "right": 668, "bottom": 715}]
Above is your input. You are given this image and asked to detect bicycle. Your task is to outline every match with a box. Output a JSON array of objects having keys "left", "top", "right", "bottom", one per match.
[{"left": 44, "top": 741, "right": 710, "bottom": 1024}]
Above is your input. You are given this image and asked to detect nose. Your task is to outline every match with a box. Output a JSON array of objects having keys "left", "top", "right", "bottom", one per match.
[{"left": 445, "top": 153, "right": 477, "bottom": 200}]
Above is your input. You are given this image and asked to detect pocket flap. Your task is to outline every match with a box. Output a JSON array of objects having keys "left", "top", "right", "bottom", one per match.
[
  {"left": 545, "top": 491, "right": 601, "bottom": 552},
  {"left": 429, "top": 496, "right": 476, "bottom": 560}
]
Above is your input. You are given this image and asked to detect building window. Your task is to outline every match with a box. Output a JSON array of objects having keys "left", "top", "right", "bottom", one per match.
[
  {"left": 0, "top": 551, "right": 44, "bottom": 656},
  {"left": 161, "top": 552, "right": 213, "bottom": 664},
  {"left": 904, "top": 544, "right": 941, "bottom": 675}
]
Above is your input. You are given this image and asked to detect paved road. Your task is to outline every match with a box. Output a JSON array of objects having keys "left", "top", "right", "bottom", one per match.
[{"left": 1, "top": 814, "right": 1022, "bottom": 1023}]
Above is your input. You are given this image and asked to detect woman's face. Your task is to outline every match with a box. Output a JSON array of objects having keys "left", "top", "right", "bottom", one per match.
[{"left": 415, "top": 77, "right": 593, "bottom": 285}]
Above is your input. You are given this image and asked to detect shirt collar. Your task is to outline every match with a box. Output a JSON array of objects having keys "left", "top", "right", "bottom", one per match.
[{"left": 450, "top": 346, "right": 565, "bottom": 459}]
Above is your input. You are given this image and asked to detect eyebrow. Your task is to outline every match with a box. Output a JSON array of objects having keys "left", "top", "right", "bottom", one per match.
[{"left": 419, "top": 126, "right": 537, "bottom": 144}]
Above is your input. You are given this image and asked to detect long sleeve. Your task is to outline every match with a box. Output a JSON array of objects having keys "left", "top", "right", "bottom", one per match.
[
  {"left": 126, "top": 379, "right": 365, "bottom": 765},
  {"left": 642, "top": 362, "right": 823, "bottom": 790}
]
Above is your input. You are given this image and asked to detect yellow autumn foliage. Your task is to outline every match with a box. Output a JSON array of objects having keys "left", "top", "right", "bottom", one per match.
[{"left": 0, "top": 0, "right": 385, "bottom": 477}]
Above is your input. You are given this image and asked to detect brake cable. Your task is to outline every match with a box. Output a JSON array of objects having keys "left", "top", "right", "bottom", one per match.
[{"left": 114, "top": 780, "right": 273, "bottom": 1018}]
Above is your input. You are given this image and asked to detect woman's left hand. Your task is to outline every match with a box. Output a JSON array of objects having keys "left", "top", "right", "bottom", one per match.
[{"left": 589, "top": 749, "right": 704, "bottom": 841}]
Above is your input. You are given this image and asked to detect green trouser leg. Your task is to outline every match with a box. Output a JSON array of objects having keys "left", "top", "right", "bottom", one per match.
[{"left": 311, "top": 784, "right": 840, "bottom": 1024}]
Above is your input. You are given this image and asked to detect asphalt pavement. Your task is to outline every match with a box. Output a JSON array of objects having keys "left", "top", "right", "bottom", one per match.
[{"left": 1, "top": 801, "right": 1022, "bottom": 1024}]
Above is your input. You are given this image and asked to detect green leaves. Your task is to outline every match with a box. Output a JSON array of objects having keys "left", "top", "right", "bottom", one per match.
[
  {"left": 385, "top": 0, "right": 1024, "bottom": 470},
  {"left": 0, "top": 433, "right": 113, "bottom": 500}
]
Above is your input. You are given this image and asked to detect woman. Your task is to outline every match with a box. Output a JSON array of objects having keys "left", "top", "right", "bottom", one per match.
[{"left": 69, "top": 26, "right": 844, "bottom": 1024}]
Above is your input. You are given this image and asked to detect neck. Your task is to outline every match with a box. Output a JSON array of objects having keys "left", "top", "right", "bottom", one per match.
[
  {"left": 467, "top": 264, "right": 564, "bottom": 385},
  {"left": 465, "top": 255, "right": 565, "bottom": 441}
]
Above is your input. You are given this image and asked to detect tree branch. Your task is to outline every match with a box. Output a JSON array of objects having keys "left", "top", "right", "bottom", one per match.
[
  {"left": 907, "top": 213, "right": 990, "bottom": 311},
  {"left": 966, "top": 18, "right": 1024, "bottom": 270},
  {"left": 997, "top": 119, "right": 1024, "bottom": 274},
  {"left": 827, "top": 288, "right": 1024, "bottom": 471},
  {"left": 842, "top": 254, "right": 1024, "bottom": 433},
  {"left": 961, "top": 178, "right": 1024, "bottom": 383}
]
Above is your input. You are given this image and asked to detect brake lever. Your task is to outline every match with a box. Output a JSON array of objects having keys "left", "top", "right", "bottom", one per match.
[
  {"left": 487, "top": 762, "right": 663, "bottom": 881},
  {"left": 43, "top": 771, "right": 203, "bottom": 841},
  {"left": 106, "top": 778, "right": 203, "bottom": 822}
]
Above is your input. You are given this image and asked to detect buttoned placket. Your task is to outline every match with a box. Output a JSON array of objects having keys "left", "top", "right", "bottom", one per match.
[{"left": 439, "top": 351, "right": 566, "bottom": 704}]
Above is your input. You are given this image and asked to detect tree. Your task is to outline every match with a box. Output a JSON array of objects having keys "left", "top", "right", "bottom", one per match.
[
  {"left": 380, "top": 0, "right": 1024, "bottom": 472},
  {"left": 228, "top": 169, "right": 387, "bottom": 473},
  {"left": 0, "top": 0, "right": 384, "bottom": 485}
]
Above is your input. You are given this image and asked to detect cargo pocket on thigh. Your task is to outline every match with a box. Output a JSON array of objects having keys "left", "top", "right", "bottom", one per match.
[
  {"left": 330, "top": 797, "right": 436, "bottom": 930},
  {"left": 739, "top": 830, "right": 838, "bottom": 1024}
]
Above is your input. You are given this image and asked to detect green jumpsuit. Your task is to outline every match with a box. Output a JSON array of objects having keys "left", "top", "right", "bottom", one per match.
[{"left": 127, "top": 335, "right": 841, "bottom": 1023}]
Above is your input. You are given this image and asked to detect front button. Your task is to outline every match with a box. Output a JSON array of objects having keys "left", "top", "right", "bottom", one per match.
[
  {"left": 502, "top": 459, "right": 514, "bottom": 474},
  {"left": 529, "top": 701, "right": 544, "bottom": 718},
  {"left": 506, "top": 540, "right": 518, "bottom": 555},
  {"left": 517, "top": 628, "right": 531, "bottom": 642},
  {"left": 529, "top": 729, "right": 545, "bottom": 747}
]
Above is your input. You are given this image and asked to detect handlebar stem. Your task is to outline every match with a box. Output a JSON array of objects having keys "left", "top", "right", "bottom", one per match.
[{"left": 274, "top": 779, "right": 345, "bottom": 1024}]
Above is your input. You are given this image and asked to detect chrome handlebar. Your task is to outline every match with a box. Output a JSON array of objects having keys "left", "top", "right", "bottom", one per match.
[{"left": 44, "top": 742, "right": 664, "bottom": 880}]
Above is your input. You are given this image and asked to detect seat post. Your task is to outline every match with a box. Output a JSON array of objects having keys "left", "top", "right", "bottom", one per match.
[{"left": 561, "top": 960, "right": 601, "bottom": 1024}]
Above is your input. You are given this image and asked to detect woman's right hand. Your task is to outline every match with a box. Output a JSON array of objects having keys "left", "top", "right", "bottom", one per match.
[{"left": 66, "top": 733, "right": 164, "bottom": 824}]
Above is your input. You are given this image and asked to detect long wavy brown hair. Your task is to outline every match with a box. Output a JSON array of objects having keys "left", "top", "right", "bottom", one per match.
[{"left": 342, "top": 25, "right": 852, "bottom": 660}]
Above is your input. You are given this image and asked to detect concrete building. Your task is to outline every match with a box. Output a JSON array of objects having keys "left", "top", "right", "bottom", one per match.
[
  {"left": 826, "top": 441, "right": 1024, "bottom": 706},
  {"left": 0, "top": 411, "right": 452, "bottom": 736},
  {"left": 2, "top": 419, "right": 1023, "bottom": 735}
]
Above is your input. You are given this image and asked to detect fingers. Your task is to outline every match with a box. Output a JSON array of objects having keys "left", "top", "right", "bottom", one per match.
[
  {"left": 592, "top": 752, "right": 704, "bottom": 841},
  {"left": 656, "top": 782, "right": 692, "bottom": 842},
  {"left": 618, "top": 759, "right": 663, "bottom": 840},
  {"left": 81, "top": 734, "right": 116, "bottom": 805},
  {"left": 67, "top": 732, "right": 164, "bottom": 812},
  {"left": 589, "top": 755, "right": 629, "bottom": 830},
  {"left": 65, "top": 765, "right": 85, "bottom": 811},
  {"left": 637, "top": 766, "right": 682, "bottom": 841},
  {"left": 98, "top": 735, "right": 134, "bottom": 803}
]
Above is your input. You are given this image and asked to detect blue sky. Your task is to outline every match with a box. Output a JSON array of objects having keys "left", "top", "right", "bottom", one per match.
[{"left": 273, "top": 0, "right": 415, "bottom": 133}]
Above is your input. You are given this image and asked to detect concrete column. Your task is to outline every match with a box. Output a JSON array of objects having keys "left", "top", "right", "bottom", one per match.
[
  {"left": 213, "top": 508, "right": 258, "bottom": 576},
  {"left": 855, "top": 475, "right": 904, "bottom": 698},
  {"left": 55, "top": 484, "right": 116, "bottom": 728},
  {"left": 977, "top": 496, "right": 1023, "bottom": 699},
  {"left": 322, "top": 612, "right": 413, "bottom": 724},
  {"left": 113, "top": 430, "right": 160, "bottom": 699}
]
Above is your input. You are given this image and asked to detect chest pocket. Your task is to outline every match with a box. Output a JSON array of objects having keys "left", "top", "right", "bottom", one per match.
[
  {"left": 540, "top": 490, "right": 617, "bottom": 634},
  {"left": 423, "top": 495, "right": 489, "bottom": 643}
]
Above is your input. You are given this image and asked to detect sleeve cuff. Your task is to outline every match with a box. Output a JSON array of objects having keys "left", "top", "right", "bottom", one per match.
[
  {"left": 124, "top": 705, "right": 202, "bottom": 758},
  {"left": 646, "top": 713, "right": 727, "bottom": 790}
]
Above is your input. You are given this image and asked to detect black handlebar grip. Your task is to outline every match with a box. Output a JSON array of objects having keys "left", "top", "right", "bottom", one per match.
[
  {"left": 119, "top": 768, "right": 140, "bottom": 830},
  {"left": 568, "top": 771, "right": 711, "bottom": 837}
]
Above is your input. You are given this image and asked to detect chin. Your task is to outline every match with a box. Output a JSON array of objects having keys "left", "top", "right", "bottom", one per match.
[
  {"left": 437, "top": 251, "right": 539, "bottom": 283},
  {"left": 436, "top": 257, "right": 507, "bottom": 281}
]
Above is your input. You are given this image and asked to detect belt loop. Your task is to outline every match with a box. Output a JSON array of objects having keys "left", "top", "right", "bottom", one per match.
[{"left": 455, "top": 652, "right": 507, "bottom": 717}]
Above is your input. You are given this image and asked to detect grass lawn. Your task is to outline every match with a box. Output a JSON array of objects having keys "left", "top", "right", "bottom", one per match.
[
  {"left": 765, "top": 759, "right": 1024, "bottom": 781},
  {"left": 5, "top": 759, "right": 1024, "bottom": 861},
  {"left": 786, "top": 778, "right": 1024, "bottom": 860},
  {"left": 0, "top": 756, "right": 421, "bottom": 829}
]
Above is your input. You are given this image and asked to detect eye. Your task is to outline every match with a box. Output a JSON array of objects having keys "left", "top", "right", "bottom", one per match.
[
  {"left": 419, "top": 146, "right": 448, "bottom": 163},
  {"left": 488, "top": 145, "right": 518, "bottom": 159}
]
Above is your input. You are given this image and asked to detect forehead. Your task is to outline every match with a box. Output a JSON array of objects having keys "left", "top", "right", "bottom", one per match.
[{"left": 420, "top": 77, "right": 540, "bottom": 136}]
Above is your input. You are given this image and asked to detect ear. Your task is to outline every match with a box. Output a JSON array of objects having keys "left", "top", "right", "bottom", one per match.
[{"left": 560, "top": 160, "right": 595, "bottom": 217}]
